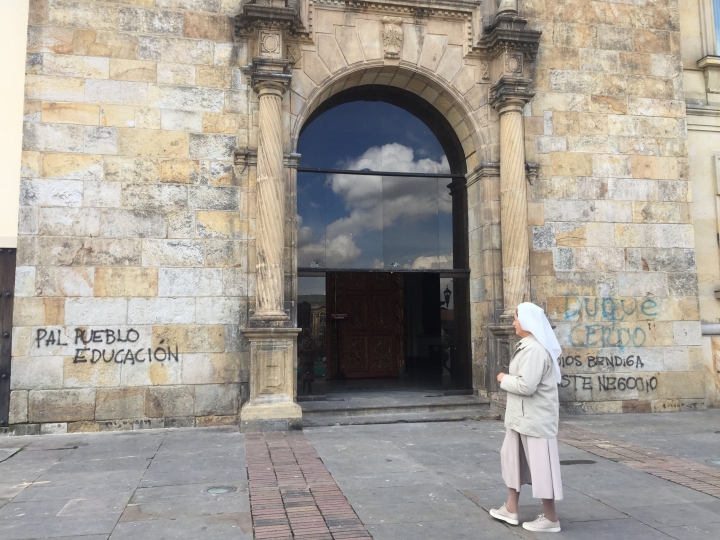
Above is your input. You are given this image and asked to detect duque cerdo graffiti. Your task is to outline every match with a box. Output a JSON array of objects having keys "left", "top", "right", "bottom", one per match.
[
  {"left": 563, "top": 295, "right": 659, "bottom": 348},
  {"left": 33, "top": 328, "right": 178, "bottom": 365}
]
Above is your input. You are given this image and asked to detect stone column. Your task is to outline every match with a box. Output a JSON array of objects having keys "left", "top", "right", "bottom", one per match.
[
  {"left": 240, "top": 56, "right": 302, "bottom": 432},
  {"left": 490, "top": 77, "right": 535, "bottom": 321}
]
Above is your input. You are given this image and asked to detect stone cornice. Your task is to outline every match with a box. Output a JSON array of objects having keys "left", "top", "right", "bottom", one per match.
[
  {"left": 311, "top": 0, "right": 478, "bottom": 19},
  {"left": 466, "top": 162, "right": 500, "bottom": 187},
  {"left": 235, "top": 0, "right": 307, "bottom": 37},
  {"left": 475, "top": 12, "right": 541, "bottom": 59},
  {"left": 489, "top": 76, "right": 534, "bottom": 112}
]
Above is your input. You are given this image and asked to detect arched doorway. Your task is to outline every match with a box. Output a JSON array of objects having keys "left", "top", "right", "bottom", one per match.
[{"left": 295, "top": 86, "right": 472, "bottom": 400}]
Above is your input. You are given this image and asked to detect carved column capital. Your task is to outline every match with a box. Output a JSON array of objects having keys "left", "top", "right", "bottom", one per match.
[
  {"left": 490, "top": 76, "right": 535, "bottom": 114},
  {"left": 250, "top": 57, "right": 293, "bottom": 95},
  {"left": 283, "top": 153, "right": 301, "bottom": 168}
]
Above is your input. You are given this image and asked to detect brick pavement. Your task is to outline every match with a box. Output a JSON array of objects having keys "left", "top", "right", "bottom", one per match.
[
  {"left": 560, "top": 422, "right": 720, "bottom": 499},
  {"left": 245, "top": 431, "right": 372, "bottom": 540}
]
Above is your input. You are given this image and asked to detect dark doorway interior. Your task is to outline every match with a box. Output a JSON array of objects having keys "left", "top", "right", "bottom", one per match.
[
  {"left": 297, "top": 271, "right": 468, "bottom": 400},
  {"left": 0, "top": 248, "right": 17, "bottom": 428}
]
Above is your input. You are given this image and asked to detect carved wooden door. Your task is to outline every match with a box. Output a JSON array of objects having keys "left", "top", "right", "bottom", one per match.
[{"left": 328, "top": 272, "right": 402, "bottom": 378}]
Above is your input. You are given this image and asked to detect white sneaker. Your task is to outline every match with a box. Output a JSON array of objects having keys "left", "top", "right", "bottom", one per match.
[
  {"left": 489, "top": 503, "right": 519, "bottom": 526},
  {"left": 522, "top": 514, "right": 561, "bottom": 533}
]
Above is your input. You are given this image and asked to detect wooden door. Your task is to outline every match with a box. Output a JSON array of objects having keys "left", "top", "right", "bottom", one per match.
[
  {"left": 327, "top": 272, "right": 403, "bottom": 378},
  {"left": 0, "top": 248, "right": 17, "bottom": 428}
]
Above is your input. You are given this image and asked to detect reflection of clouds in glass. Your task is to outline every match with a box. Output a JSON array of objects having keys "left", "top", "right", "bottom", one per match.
[
  {"left": 298, "top": 143, "right": 450, "bottom": 268},
  {"left": 406, "top": 253, "right": 453, "bottom": 270},
  {"left": 327, "top": 143, "right": 450, "bottom": 241}
]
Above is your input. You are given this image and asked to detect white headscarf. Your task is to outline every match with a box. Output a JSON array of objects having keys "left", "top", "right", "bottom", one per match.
[{"left": 517, "top": 302, "right": 562, "bottom": 384}]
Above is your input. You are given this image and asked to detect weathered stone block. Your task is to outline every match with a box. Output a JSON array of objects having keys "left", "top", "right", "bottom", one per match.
[
  {"left": 631, "top": 155, "right": 679, "bottom": 180},
  {"left": 118, "top": 128, "right": 189, "bottom": 158},
  {"left": 28, "top": 25, "right": 74, "bottom": 54},
  {"left": 100, "top": 209, "right": 168, "bottom": 238},
  {"left": 63, "top": 356, "right": 121, "bottom": 389},
  {"left": 161, "top": 109, "right": 203, "bottom": 132},
  {"left": 95, "top": 387, "right": 145, "bottom": 420},
  {"left": 11, "top": 356, "right": 63, "bottom": 390},
  {"left": 40, "top": 422, "right": 68, "bottom": 434},
  {"left": 222, "top": 268, "right": 248, "bottom": 296},
  {"left": 552, "top": 247, "right": 574, "bottom": 271},
  {"left": 128, "top": 298, "right": 195, "bottom": 324},
  {"left": 618, "top": 272, "right": 668, "bottom": 297},
  {"left": 36, "top": 266, "right": 94, "bottom": 297},
  {"left": 9, "top": 391, "right": 28, "bottom": 424},
  {"left": 41, "top": 102, "right": 100, "bottom": 125},
  {"left": 122, "top": 184, "right": 188, "bottom": 209},
  {"left": 25, "top": 74, "right": 85, "bottom": 102},
  {"left": 119, "top": 7, "right": 184, "bottom": 35},
  {"left": 84, "top": 180, "right": 122, "bottom": 208},
  {"left": 73, "top": 30, "right": 138, "bottom": 59},
  {"left": 138, "top": 35, "right": 214, "bottom": 65},
  {"left": 120, "top": 353, "right": 182, "bottom": 387},
  {"left": 65, "top": 298, "right": 128, "bottom": 325},
  {"left": 551, "top": 152, "right": 592, "bottom": 176},
  {"left": 152, "top": 325, "right": 225, "bottom": 353},
  {"left": 673, "top": 321, "right": 702, "bottom": 346},
  {"left": 43, "top": 153, "right": 103, "bottom": 180},
  {"left": 23, "top": 122, "right": 84, "bottom": 153},
  {"left": 95, "top": 267, "right": 158, "bottom": 297},
  {"left": 188, "top": 186, "right": 239, "bottom": 210},
  {"left": 158, "top": 268, "right": 222, "bottom": 296},
  {"left": 197, "top": 415, "right": 237, "bottom": 427},
  {"left": 184, "top": 12, "right": 232, "bottom": 42},
  {"left": 145, "top": 386, "right": 195, "bottom": 418},
  {"left": 100, "top": 105, "right": 136, "bottom": 128},
  {"left": 182, "top": 352, "right": 242, "bottom": 384},
  {"left": 41, "top": 54, "right": 109, "bottom": 79},
  {"left": 21, "top": 151, "right": 42, "bottom": 178},
  {"left": 28, "top": 389, "right": 96, "bottom": 423},
  {"left": 135, "top": 107, "right": 162, "bottom": 129},
  {"left": 195, "top": 211, "right": 248, "bottom": 239},
  {"left": 195, "top": 66, "right": 232, "bottom": 88},
  {"left": 189, "top": 133, "right": 236, "bottom": 159},
  {"left": 532, "top": 224, "right": 556, "bottom": 250},
  {"left": 632, "top": 202, "right": 690, "bottom": 224},
  {"left": 48, "top": 0, "right": 119, "bottom": 29},
  {"left": 157, "top": 62, "right": 195, "bottom": 85},
  {"left": 202, "top": 112, "right": 240, "bottom": 134},
  {"left": 194, "top": 383, "right": 239, "bottom": 416},
  {"left": 104, "top": 157, "right": 160, "bottom": 183},
  {"left": 20, "top": 179, "right": 84, "bottom": 207},
  {"left": 109, "top": 58, "right": 157, "bottom": 82},
  {"left": 14, "top": 266, "right": 36, "bottom": 298},
  {"left": 200, "top": 161, "right": 234, "bottom": 186},
  {"left": 160, "top": 159, "right": 200, "bottom": 183},
  {"left": 72, "top": 238, "right": 142, "bottom": 267},
  {"left": 85, "top": 79, "right": 149, "bottom": 106},
  {"left": 148, "top": 84, "right": 224, "bottom": 112},
  {"left": 38, "top": 207, "right": 100, "bottom": 237},
  {"left": 13, "top": 297, "right": 64, "bottom": 327},
  {"left": 18, "top": 206, "right": 39, "bottom": 235},
  {"left": 196, "top": 297, "right": 244, "bottom": 325},
  {"left": 85, "top": 127, "right": 118, "bottom": 155},
  {"left": 167, "top": 210, "right": 195, "bottom": 238},
  {"left": 141, "top": 239, "right": 205, "bottom": 267}
]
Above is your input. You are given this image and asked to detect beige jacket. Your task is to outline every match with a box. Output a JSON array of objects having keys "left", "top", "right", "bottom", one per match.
[{"left": 500, "top": 334, "right": 559, "bottom": 439}]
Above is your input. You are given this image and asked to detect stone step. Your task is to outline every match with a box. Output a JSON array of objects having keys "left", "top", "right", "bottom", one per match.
[
  {"left": 303, "top": 408, "right": 500, "bottom": 427},
  {"left": 300, "top": 395, "right": 499, "bottom": 427}
]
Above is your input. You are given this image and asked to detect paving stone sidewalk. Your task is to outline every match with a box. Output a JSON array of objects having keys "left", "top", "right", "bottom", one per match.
[{"left": 1, "top": 409, "right": 720, "bottom": 539}]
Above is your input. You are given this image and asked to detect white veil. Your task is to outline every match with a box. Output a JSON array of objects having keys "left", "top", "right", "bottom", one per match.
[{"left": 517, "top": 302, "right": 562, "bottom": 384}]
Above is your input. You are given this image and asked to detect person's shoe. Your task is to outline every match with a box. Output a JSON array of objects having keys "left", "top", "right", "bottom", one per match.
[
  {"left": 489, "top": 503, "right": 519, "bottom": 526},
  {"left": 522, "top": 514, "right": 561, "bottom": 533}
]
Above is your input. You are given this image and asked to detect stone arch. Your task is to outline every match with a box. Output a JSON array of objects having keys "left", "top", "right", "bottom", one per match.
[{"left": 288, "top": 64, "right": 490, "bottom": 172}]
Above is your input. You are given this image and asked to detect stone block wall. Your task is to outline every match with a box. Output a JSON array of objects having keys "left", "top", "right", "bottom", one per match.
[
  {"left": 523, "top": 0, "right": 704, "bottom": 413},
  {"left": 10, "top": 0, "right": 253, "bottom": 434}
]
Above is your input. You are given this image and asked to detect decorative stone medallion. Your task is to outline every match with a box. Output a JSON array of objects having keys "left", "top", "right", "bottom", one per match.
[{"left": 259, "top": 30, "right": 282, "bottom": 59}]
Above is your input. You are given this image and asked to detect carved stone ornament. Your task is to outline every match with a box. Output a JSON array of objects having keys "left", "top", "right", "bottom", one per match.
[
  {"left": 382, "top": 17, "right": 404, "bottom": 59},
  {"left": 259, "top": 30, "right": 282, "bottom": 59},
  {"left": 286, "top": 42, "right": 302, "bottom": 68},
  {"left": 234, "top": 0, "right": 306, "bottom": 37},
  {"left": 505, "top": 52, "right": 523, "bottom": 75},
  {"left": 480, "top": 60, "right": 490, "bottom": 81},
  {"left": 497, "top": 0, "right": 518, "bottom": 14}
]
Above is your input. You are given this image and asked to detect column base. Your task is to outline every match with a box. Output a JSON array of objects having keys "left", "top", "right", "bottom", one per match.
[
  {"left": 241, "top": 326, "right": 301, "bottom": 432},
  {"left": 240, "top": 398, "right": 303, "bottom": 432},
  {"left": 488, "top": 322, "right": 520, "bottom": 404}
]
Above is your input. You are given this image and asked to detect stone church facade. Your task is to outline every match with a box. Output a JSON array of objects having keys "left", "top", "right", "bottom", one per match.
[{"left": 1, "top": 0, "right": 715, "bottom": 433}]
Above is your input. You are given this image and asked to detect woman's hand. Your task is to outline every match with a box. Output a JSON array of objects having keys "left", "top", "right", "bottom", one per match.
[{"left": 497, "top": 372, "right": 506, "bottom": 383}]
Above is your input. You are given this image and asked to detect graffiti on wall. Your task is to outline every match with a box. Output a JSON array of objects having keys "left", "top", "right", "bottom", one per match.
[
  {"left": 563, "top": 295, "right": 659, "bottom": 347},
  {"left": 34, "top": 328, "right": 179, "bottom": 365}
]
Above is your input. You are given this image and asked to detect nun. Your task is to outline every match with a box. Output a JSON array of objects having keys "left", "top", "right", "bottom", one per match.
[{"left": 489, "top": 302, "right": 563, "bottom": 533}]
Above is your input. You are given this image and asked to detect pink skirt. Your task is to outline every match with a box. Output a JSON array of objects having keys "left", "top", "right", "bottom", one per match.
[{"left": 500, "top": 428, "right": 563, "bottom": 500}]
